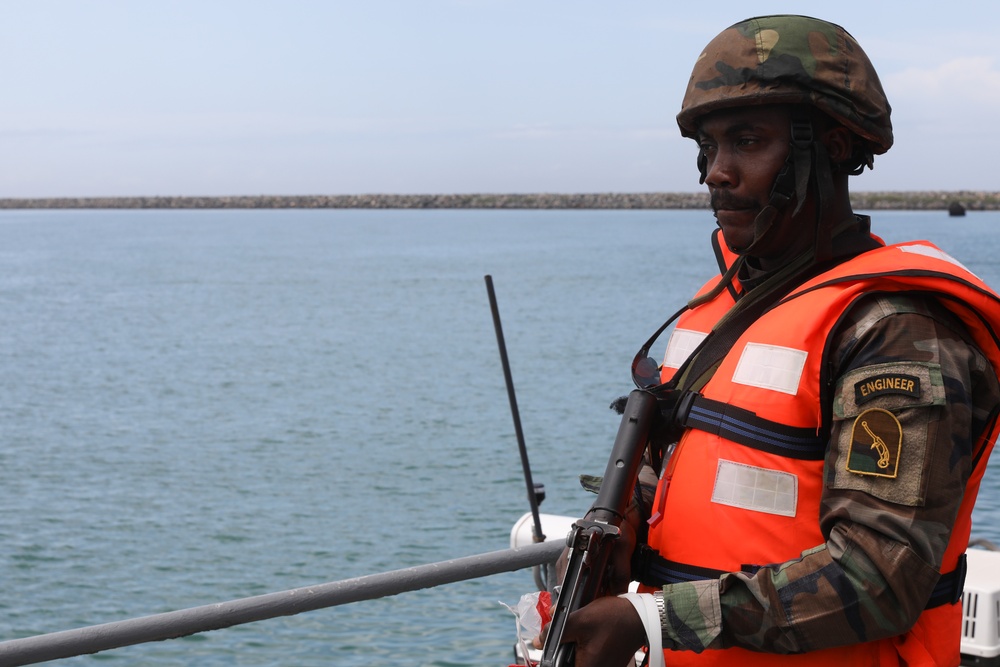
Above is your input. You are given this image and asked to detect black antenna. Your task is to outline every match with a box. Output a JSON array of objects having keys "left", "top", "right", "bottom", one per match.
[{"left": 484, "top": 276, "right": 547, "bottom": 557}]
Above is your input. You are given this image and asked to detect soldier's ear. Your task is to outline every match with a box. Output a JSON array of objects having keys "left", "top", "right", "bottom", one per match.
[{"left": 823, "top": 126, "right": 854, "bottom": 164}]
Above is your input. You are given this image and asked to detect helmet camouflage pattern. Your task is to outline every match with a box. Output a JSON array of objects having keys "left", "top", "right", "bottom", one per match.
[{"left": 677, "top": 15, "right": 893, "bottom": 154}]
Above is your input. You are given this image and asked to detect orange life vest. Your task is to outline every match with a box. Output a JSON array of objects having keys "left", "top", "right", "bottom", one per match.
[{"left": 644, "top": 240, "right": 1000, "bottom": 666}]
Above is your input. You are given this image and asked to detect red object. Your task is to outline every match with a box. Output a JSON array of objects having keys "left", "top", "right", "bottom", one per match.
[{"left": 536, "top": 591, "right": 552, "bottom": 627}]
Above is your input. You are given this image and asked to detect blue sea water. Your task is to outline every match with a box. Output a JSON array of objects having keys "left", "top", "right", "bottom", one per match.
[{"left": 1, "top": 208, "right": 999, "bottom": 665}]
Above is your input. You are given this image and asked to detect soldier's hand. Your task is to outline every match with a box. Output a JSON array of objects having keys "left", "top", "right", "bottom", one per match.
[
  {"left": 606, "top": 516, "right": 638, "bottom": 594},
  {"left": 560, "top": 596, "right": 647, "bottom": 667}
]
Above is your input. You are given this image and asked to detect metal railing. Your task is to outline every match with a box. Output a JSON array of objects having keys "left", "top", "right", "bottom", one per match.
[{"left": 0, "top": 540, "right": 563, "bottom": 666}]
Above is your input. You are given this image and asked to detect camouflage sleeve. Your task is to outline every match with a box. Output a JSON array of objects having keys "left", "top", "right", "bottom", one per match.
[{"left": 659, "top": 293, "right": 1000, "bottom": 653}]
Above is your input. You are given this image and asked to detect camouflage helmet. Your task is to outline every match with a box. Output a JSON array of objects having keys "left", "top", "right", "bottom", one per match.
[{"left": 677, "top": 15, "right": 893, "bottom": 155}]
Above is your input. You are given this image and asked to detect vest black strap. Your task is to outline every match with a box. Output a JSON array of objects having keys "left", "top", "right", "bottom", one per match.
[
  {"left": 632, "top": 545, "right": 967, "bottom": 610},
  {"left": 928, "top": 552, "right": 967, "bottom": 608},
  {"left": 632, "top": 545, "right": 728, "bottom": 585},
  {"left": 673, "top": 393, "right": 827, "bottom": 461}
]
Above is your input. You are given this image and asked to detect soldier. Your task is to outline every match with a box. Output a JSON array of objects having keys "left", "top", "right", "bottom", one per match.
[{"left": 552, "top": 14, "right": 1000, "bottom": 667}]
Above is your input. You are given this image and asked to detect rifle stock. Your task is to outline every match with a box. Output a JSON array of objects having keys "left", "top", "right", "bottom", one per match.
[{"left": 539, "top": 389, "right": 659, "bottom": 667}]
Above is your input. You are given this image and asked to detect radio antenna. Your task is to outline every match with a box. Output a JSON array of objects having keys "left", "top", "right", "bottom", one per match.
[{"left": 484, "top": 275, "right": 548, "bottom": 590}]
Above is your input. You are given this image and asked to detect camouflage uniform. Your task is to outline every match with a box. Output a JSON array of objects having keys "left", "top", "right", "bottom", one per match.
[{"left": 656, "top": 287, "right": 1000, "bottom": 652}]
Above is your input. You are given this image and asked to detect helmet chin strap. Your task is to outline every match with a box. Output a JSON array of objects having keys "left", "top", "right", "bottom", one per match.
[
  {"left": 723, "top": 155, "right": 797, "bottom": 257},
  {"left": 735, "top": 166, "right": 793, "bottom": 256}
]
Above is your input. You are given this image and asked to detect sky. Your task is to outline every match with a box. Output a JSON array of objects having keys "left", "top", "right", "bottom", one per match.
[{"left": 3, "top": 1, "right": 999, "bottom": 198}]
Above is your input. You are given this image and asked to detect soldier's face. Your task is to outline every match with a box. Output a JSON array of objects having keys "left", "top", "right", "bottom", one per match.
[{"left": 697, "top": 105, "right": 810, "bottom": 265}]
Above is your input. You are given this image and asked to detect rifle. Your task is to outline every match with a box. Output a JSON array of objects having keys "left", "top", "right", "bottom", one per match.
[{"left": 539, "top": 389, "right": 659, "bottom": 667}]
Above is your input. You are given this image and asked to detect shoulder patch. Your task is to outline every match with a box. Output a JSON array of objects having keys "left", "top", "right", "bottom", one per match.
[
  {"left": 846, "top": 408, "right": 902, "bottom": 478},
  {"left": 854, "top": 373, "right": 921, "bottom": 405}
]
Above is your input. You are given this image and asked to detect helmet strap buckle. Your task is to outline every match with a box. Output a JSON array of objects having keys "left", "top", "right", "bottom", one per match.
[{"left": 789, "top": 115, "right": 814, "bottom": 218}]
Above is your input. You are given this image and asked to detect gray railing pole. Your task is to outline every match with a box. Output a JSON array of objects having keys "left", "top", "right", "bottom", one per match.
[{"left": 0, "top": 540, "right": 564, "bottom": 666}]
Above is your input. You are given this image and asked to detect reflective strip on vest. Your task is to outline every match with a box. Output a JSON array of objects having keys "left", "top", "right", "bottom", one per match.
[
  {"left": 663, "top": 328, "right": 708, "bottom": 369},
  {"left": 732, "top": 343, "right": 808, "bottom": 395},
  {"left": 711, "top": 459, "right": 797, "bottom": 517},
  {"left": 899, "top": 244, "right": 971, "bottom": 273}
]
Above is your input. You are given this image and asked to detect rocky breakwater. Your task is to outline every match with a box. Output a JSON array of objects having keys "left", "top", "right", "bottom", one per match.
[
  {"left": 849, "top": 191, "right": 1000, "bottom": 211},
  {"left": 1, "top": 191, "right": 998, "bottom": 210},
  {"left": 0, "top": 193, "right": 710, "bottom": 209}
]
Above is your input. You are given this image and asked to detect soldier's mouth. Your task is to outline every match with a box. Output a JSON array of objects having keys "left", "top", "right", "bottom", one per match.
[{"left": 711, "top": 192, "right": 760, "bottom": 213}]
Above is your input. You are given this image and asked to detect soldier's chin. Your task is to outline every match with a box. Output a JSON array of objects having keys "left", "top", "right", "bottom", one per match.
[{"left": 715, "top": 211, "right": 756, "bottom": 253}]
